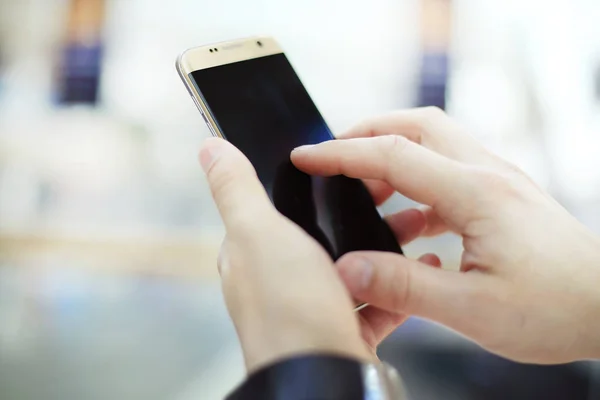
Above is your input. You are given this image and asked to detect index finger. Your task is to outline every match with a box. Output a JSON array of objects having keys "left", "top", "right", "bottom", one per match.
[{"left": 291, "top": 135, "right": 477, "bottom": 209}]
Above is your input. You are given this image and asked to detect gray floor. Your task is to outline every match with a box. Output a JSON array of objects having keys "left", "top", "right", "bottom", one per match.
[{"left": 0, "top": 265, "right": 238, "bottom": 400}]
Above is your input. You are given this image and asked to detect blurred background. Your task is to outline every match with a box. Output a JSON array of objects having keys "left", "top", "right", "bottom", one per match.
[{"left": 0, "top": 0, "right": 599, "bottom": 399}]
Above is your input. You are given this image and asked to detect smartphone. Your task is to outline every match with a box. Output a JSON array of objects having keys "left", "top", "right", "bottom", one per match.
[{"left": 176, "top": 36, "right": 402, "bottom": 261}]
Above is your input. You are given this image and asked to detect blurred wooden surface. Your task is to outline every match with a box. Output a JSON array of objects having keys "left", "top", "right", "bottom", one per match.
[
  {"left": 0, "top": 230, "right": 464, "bottom": 278},
  {"left": 0, "top": 232, "right": 223, "bottom": 279}
]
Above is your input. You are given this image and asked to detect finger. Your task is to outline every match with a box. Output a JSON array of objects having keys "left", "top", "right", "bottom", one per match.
[
  {"left": 200, "top": 138, "right": 275, "bottom": 230},
  {"left": 421, "top": 206, "right": 450, "bottom": 237},
  {"left": 337, "top": 251, "right": 492, "bottom": 331},
  {"left": 292, "top": 135, "right": 476, "bottom": 209},
  {"left": 384, "top": 208, "right": 427, "bottom": 245},
  {"left": 357, "top": 253, "right": 442, "bottom": 349},
  {"left": 341, "top": 107, "right": 492, "bottom": 165},
  {"left": 358, "top": 307, "right": 407, "bottom": 352},
  {"left": 386, "top": 208, "right": 449, "bottom": 242},
  {"left": 418, "top": 253, "right": 442, "bottom": 268},
  {"left": 363, "top": 179, "right": 395, "bottom": 206}
]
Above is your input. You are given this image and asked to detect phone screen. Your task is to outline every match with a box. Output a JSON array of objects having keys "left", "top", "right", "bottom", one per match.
[{"left": 189, "top": 53, "right": 402, "bottom": 260}]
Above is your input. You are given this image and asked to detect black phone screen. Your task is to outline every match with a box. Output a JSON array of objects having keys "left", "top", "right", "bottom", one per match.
[{"left": 190, "top": 52, "right": 402, "bottom": 260}]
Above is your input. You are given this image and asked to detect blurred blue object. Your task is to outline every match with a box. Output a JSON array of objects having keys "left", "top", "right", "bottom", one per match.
[
  {"left": 55, "top": 42, "right": 104, "bottom": 105},
  {"left": 416, "top": 52, "right": 449, "bottom": 110}
]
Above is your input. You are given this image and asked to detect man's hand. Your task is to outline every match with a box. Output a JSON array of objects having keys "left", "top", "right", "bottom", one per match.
[
  {"left": 200, "top": 138, "right": 432, "bottom": 371},
  {"left": 292, "top": 107, "right": 600, "bottom": 364}
]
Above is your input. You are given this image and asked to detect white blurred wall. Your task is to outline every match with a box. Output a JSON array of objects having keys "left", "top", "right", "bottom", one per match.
[
  {"left": 450, "top": 0, "right": 600, "bottom": 192},
  {"left": 0, "top": 0, "right": 599, "bottom": 238},
  {"left": 449, "top": 0, "right": 600, "bottom": 230},
  {"left": 0, "top": 0, "right": 423, "bottom": 239}
]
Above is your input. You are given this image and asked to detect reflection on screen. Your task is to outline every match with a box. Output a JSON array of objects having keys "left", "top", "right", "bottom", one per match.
[{"left": 190, "top": 53, "right": 401, "bottom": 260}]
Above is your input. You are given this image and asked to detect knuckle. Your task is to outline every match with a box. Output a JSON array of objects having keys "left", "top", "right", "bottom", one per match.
[
  {"left": 473, "top": 168, "right": 508, "bottom": 192},
  {"left": 390, "top": 133, "right": 410, "bottom": 153},
  {"left": 207, "top": 158, "right": 272, "bottom": 228},
  {"left": 388, "top": 262, "right": 415, "bottom": 311},
  {"left": 380, "top": 134, "right": 409, "bottom": 157},
  {"left": 380, "top": 135, "right": 409, "bottom": 180},
  {"left": 470, "top": 167, "right": 523, "bottom": 201},
  {"left": 206, "top": 157, "right": 236, "bottom": 197},
  {"left": 370, "top": 135, "right": 410, "bottom": 183}
]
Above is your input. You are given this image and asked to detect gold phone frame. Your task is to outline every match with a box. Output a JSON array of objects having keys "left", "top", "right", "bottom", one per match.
[{"left": 176, "top": 36, "right": 283, "bottom": 139}]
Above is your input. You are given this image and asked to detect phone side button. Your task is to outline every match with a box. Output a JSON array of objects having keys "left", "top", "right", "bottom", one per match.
[
  {"left": 191, "top": 97, "right": 204, "bottom": 115},
  {"left": 192, "top": 98, "right": 217, "bottom": 136},
  {"left": 206, "top": 122, "right": 217, "bottom": 137}
]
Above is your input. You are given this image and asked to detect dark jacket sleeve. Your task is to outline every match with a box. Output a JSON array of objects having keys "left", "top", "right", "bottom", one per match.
[{"left": 226, "top": 355, "right": 366, "bottom": 400}]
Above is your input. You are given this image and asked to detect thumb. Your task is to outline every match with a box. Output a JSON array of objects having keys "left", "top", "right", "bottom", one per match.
[
  {"left": 200, "top": 138, "right": 275, "bottom": 231},
  {"left": 336, "top": 251, "right": 492, "bottom": 331}
]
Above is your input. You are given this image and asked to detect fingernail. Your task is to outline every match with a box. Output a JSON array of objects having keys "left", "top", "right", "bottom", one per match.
[
  {"left": 200, "top": 138, "right": 223, "bottom": 173},
  {"left": 292, "top": 144, "right": 315, "bottom": 153},
  {"left": 338, "top": 257, "right": 373, "bottom": 292}
]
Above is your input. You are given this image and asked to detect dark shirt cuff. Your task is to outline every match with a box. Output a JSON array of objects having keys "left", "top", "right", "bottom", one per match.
[{"left": 226, "top": 354, "right": 366, "bottom": 400}]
